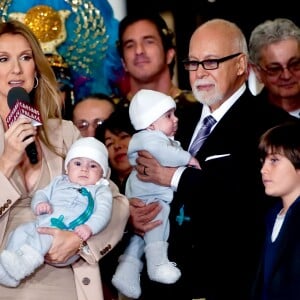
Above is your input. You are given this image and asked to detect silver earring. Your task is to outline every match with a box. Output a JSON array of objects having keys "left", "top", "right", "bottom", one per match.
[{"left": 33, "top": 75, "right": 39, "bottom": 89}]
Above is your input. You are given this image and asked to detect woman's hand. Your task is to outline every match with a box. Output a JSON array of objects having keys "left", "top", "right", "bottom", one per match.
[
  {"left": 135, "top": 150, "right": 176, "bottom": 186},
  {"left": 129, "top": 198, "right": 162, "bottom": 236},
  {"left": 0, "top": 117, "right": 37, "bottom": 177},
  {"left": 38, "top": 227, "right": 81, "bottom": 263}
]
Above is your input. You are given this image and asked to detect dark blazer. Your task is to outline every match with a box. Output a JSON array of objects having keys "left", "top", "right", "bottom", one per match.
[
  {"left": 139, "top": 88, "right": 295, "bottom": 300},
  {"left": 252, "top": 197, "right": 300, "bottom": 300}
]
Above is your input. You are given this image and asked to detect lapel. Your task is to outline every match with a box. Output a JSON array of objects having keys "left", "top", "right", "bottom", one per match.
[
  {"left": 175, "top": 101, "right": 202, "bottom": 150},
  {"left": 268, "top": 197, "right": 300, "bottom": 277},
  {"left": 0, "top": 119, "right": 5, "bottom": 155},
  {"left": 195, "top": 92, "right": 252, "bottom": 161}
]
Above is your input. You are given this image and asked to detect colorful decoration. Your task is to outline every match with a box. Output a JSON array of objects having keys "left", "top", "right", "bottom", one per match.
[
  {"left": 9, "top": 5, "right": 70, "bottom": 54},
  {"left": 0, "top": 0, "right": 125, "bottom": 101}
]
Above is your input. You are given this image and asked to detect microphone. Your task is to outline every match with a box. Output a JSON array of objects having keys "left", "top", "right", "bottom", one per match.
[{"left": 6, "top": 87, "right": 42, "bottom": 164}]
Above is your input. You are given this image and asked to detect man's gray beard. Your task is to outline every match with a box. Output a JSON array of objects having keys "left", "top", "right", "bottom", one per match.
[{"left": 192, "top": 88, "right": 223, "bottom": 106}]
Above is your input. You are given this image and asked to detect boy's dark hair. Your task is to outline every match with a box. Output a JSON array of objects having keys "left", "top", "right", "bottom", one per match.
[{"left": 259, "top": 121, "right": 300, "bottom": 169}]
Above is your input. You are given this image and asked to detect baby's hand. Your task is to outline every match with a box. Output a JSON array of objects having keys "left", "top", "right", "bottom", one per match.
[
  {"left": 35, "top": 202, "right": 52, "bottom": 215},
  {"left": 188, "top": 157, "right": 201, "bottom": 169},
  {"left": 75, "top": 224, "right": 92, "bottom": 241}
]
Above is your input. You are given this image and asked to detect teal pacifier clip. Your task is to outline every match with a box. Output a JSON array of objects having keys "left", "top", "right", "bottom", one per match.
[
  {"left": 176, "top": 205, "right": 191, "bottom": 226},
  {"left": 51, "top": 187, "right": 94, "bottom": 230}
]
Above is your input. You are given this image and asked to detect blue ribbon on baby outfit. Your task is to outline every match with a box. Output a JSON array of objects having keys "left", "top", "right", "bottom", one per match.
[{"left": 50, "top": 187, "right": 94, "bottom": 230}]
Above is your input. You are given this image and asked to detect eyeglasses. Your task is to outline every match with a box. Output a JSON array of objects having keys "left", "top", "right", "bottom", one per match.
[
  {"left": 258, "top": 59, "right": 300, "bottom": 77},
  {"left": 74, "top": 118, "right": 103, "bottom": 131},
  {"left": 183, "top": 53, "right": 241, "bottom": 71}
]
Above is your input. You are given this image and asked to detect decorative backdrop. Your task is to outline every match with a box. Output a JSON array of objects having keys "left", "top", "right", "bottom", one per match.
[{"left": 0, "top": 0, "right": 125, "bottom": 101}]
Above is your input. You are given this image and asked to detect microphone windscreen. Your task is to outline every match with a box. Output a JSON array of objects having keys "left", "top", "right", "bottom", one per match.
[{"left": 7, "top": 87, "right": 30, "bottom": 109}]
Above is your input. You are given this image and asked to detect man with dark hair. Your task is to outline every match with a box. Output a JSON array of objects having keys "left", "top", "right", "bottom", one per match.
[
  {"left": 115, "top": 11, "right": 199, "bottom": 133},
  {"left": 117, "top": 12, "right": 176, "bottom": 78}
]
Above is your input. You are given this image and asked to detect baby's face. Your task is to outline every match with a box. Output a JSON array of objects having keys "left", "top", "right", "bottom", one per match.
[
  {"left": 151, "top": 108, "right": 178, "bottom": 137},
  {"left": 67, "top": 157, "right": 103, "bottom": 185}
]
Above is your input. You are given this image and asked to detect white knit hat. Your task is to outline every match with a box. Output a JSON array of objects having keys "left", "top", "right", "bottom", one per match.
[
  {"left": 64, "top": 137, "right": 109, "bottom": 177},
  {"left": 129, "top": 89, "right": 176, "bottom": 130}
]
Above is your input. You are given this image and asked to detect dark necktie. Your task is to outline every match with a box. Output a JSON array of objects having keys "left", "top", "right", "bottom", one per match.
[{"left": 189, "top": 115, "right": 216, "bottom": 156}]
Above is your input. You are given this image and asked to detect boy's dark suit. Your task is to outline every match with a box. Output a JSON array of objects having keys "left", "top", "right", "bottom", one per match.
[{"left": 251, "top": 197, "right": 300, "bottom": 300}]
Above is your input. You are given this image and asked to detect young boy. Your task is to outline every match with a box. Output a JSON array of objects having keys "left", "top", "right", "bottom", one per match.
[
  {"left": 252, "top": 121, "right": 300, "bottom": 300},
  {"left": 0, "top": 137, "right": 112, "bottom": 287},
  {"left": 112, "top": 89, "right": 200, "bottom": 298}
]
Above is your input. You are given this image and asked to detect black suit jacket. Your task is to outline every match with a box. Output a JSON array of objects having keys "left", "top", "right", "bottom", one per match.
[
  {"left": 139, "top": 88, "right": 295, "bottom": 300},
  {"left": 251, "top": 197, "right": 300, "bottom": 300}
]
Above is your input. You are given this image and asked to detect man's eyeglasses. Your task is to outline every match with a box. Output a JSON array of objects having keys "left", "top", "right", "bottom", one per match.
[
  {"left": 258, "top": 59, "right": 300, "bottom": 77},
  {"left": 182, "top": 52, "right": 241, "bottom": 71},
  {"left": 74, "top": 118, "right": 103, "bottom": 131}
]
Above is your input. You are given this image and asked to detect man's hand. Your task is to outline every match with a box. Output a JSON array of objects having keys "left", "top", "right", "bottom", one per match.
[
  {"left": 135, "top": 150, "right": 176, "bottom": 186},
  {"left": 129, "top": 198, "right": 162, "bottom": 236}
]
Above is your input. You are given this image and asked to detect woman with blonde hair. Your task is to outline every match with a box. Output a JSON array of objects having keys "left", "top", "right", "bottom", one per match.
[{"left": 0, "top": 20, "right": 129, "bottom": 300}]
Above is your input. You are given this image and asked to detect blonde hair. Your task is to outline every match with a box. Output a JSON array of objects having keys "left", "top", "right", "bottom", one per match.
[{"left": 0, "top": 20, "right": 63, "bottom": 156}]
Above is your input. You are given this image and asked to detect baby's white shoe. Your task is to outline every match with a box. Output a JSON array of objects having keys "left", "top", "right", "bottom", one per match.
[
  {"left": 0, "top": 244, "right": 44, "bottom": 281},
  {"left": 0, "top": 263, "right": 20, "bottom": 287},
  {"left": 145, "top": 241, "right": 181, "bottom": 284},
  {"left": 112, "top": 254, "right": 143, "bottom": 299}
]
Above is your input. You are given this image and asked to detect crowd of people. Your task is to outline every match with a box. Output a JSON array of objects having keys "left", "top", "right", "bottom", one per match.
[{"left": 0, "top": 8, "right": 299, "bottom": 300}]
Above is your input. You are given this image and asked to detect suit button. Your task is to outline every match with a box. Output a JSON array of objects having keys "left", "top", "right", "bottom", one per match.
[{"left": 82, "top": 277, "right": 90, "bottom": 285}]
